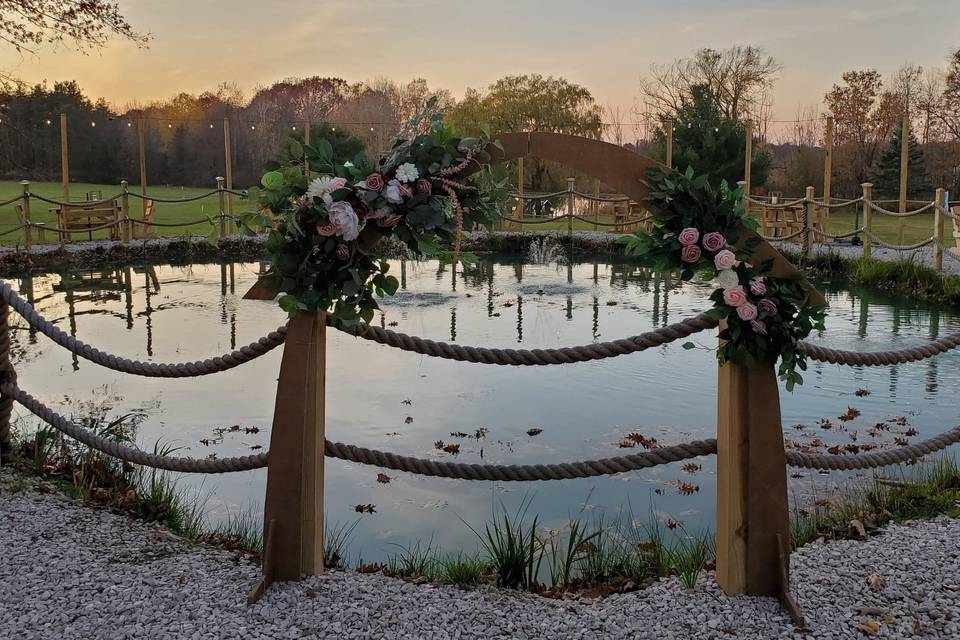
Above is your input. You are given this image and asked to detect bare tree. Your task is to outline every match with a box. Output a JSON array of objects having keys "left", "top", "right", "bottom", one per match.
[
  {"left": 639, "top": 46, "right": 781, "bottom": 121},
  {"left": 603, "top": 103, "right": 625, "bottom": 146}
]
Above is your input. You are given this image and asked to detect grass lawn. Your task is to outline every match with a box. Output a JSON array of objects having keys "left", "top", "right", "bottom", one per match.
[
  {"left": 824, "top": 205, "right": 950, "bottom": 248},
  {"left": 0, "top": 180, "right": 257, "bottom": 245}
]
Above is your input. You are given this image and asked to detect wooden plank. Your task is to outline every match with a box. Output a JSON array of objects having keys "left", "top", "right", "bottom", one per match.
[
  {"left": 261, "top": 311, "right": 326, "bottom": 580},
  {"left": 60, "top": 113, "right": 70, "bottom": 201}
]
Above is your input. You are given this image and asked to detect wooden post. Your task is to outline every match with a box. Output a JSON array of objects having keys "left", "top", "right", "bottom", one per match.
[
  {"left": 20, "top": 181, "right": 31, "bottom": 250},
  {"left": 593, "top": 180, "right": 600, "bottom": 231},
  {"left": 665, "top": 121, "right": 673, "bottom": 168},
  {"left": 138, "top": 119, "right": 147, "bottom": 217},
  {"left": 715, "top": 358, "right": 789, "bottom": 597},
  {"left": 862, "top": 183, "right": 873, "bottom": 258},
  {"left": 120, "top": 180, "right": 131, "bottom": 242},
  {"left": 0, "top": 297, "right": 14, "bottom": 462},
  {"left": 260, "top": 310, "right": 327, "bottom": 581},
  {"left": 933, "top": 187, "right": 945, "bottom": 271},
  {"left": 59, "top": 113, "right": 70, "bottom": 201},
  {"left": 567, "top": 177, "right": 575, "bottom": 247},
  {"left": 822, "top": 116, "right": 833, "bottom": 238},
  {"left": 216, "top": 177, "right": 226, "bottom": 241},
  {"left": 743, "top": 120, "right": 753, "bottom": 198},
  {"left": 803, "top": 186, "right": 814, "bottom": 256},
  {"left": 898, "top": 111, "right": 909, "bottom": 245},
  {"left": 516, "top": 158, "right": 525, "bottom": 230},
  {"left": 223, "top": 118, "right": 234, "bottom": 234}
]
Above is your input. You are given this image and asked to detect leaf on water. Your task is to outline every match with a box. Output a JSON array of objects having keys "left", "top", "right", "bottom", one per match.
[
  {"left": 839, "top": 407, "right": 861, "bottom": 422},
  {"left": 404, "top": 416, "right": 414, "bottom": 424},
  {"left": 677, "top": 482, "right": 699, "bottom": 496},
  {"left": 526, "top": 427, "right": 543, "bottom": 436},
  {"left": 354, "top": 504, "right": 376, "bottom": 514},
  {"left": 606, "top": 300, "right": 618, "bottom": 306},
  {"left": 855, "top": 388, "right": 871, "bottom": 397},
  {"left": 401, "top": 399, "right": 412, "bottom": 405},
  {"left": 376, "top": 473, "right": 391, "bottom": 484},
  {"left": 681, "top": 463, "right": 701, "bottom": 474}
]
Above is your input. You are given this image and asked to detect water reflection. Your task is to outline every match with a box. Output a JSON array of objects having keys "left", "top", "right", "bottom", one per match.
[{"left": 9, "top": 258, "right": 960, "bottom": 560}]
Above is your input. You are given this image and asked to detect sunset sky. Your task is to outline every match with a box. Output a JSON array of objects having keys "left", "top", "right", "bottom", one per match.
[{"left": 1, "top": 0, "right": 955, "bottom": 123}]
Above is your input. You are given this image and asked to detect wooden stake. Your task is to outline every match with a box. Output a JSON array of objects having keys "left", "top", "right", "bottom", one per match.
[
  {"left": 223, "top": 118, "right": 234, "bottom": 233},
  {"left": 260, "top": 311, "right": 327, "bottom": 581},
  {"left": 898, "top": 112, "right": 909, "bottom": 245},
  {"left": 247, "top": 519, "right": 277, "bottom": 605},
  {"left": 138, "top": 119, "right": 148, "bottom": 218},
  {"left": 715, "top": 357, "right": 789, "bottom": 597},
  {"left": 665, "top": 121, "right": 673, "bottom": 168},
  {"left": 567, "top": 177, "right": 575, "bottom": 246},
  {"left": 216, "top": 177, "right": 226, "bottom": 241},
  {"left": 822, "top": 116, "right": 834, "bottom": 238},
  {"left": 516, "top": 158, "right": 525, "bottom": 230},
  {"left": 933, "top": 187, "right": 944, "bottom": 271},
  {"left": 743, "top": 120, "right": 753, "bottom": 198},
  {"left": 120, "top": 180, "right": 131, "bottom": 242},
  {"left": 59, "top": 113, "right": 69, "bottom": 201},
  {"left": 862, "top": 183, "right": 873, "bottom": 258},
  {"left": 20, "top": 181, "right": 31, "bottom": 250},
  {"left": 803, "top": 186, "right": 814, "bottom": 256}
]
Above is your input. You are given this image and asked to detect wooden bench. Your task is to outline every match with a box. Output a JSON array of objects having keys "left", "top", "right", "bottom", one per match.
[{"left": 56, "top": 201, "right": 121, "bottom": 242}]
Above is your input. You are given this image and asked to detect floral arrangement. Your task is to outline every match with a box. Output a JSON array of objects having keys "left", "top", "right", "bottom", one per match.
[
  {"left": 241, "top": 107, "right": 506, "bottom": 327},
  {"left": 619, "top": 166, "right": 825, "bottom": 390}
]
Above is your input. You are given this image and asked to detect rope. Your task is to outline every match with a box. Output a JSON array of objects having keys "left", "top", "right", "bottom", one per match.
[
  {"left": 28, "top": 220, "right": 119, "bottom": 234},
  {"left": 799, "top": 331, "right": 960, "bottom": 366},
  {"left": 811, "top": 228, "right": 864, "bottom": 241},
  {"left": 862, "top": 232, "right": 933, "bottom": 251},
  {"left": 571, "top": 191, "right": 631, "bottom": 203},
  {"left": 814, "top": 197, "right": 864, "bottom": 209},
  {"left": 127, "top": 190, "right": 222, "bottom": 203},
  {"left": 336, "top": 313, "right": 718, "bottom": 365},
  {"left": 943, "top": 208, "right": 960, "bottom": 221},
  {"left": 324, "top": 438, "right": 718, "bottom": 480},
  {"left": 0, "top": 194, "right": 24, "bottom": 207},
  {"left": 511, "top": 190, "right": 571, "bottom": 200},
  {"left": 744, "top": 196, "right": 808, "bottom": 209},
  {"left": 28, "top": 193, "right": 124, "bottom": 207},
  {"left": 497, "top": 214, "right": 571, "bottom": 225},
  {"left": 0, "top": 282, "right": 287, "bottom": 377},
  {"left": 496, "top": 213, "right": 648, "bottom": 228},
  {"left": 133, "top": 217, "right": 216, "bottom": 228},
  {"left": 0, "top": 224, "right": 27, "bottom": 237},
  {"left": 785, "top": 426, "right": 960, "bottom": 470},
  {"left": 10, "top": 386, "right": 268, "bottom": 473},
  {"left": 866, "top": 200, "right": 936, "bottom": 217},
  {"left": 760, "top": 228, "right": 807, "bottom": 241}
]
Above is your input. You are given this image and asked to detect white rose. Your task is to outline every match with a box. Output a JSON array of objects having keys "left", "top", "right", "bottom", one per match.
[
  {"left": 383, "top": 179, "right": 404, "bottom": 204},
  {"left": 306, "top": 175, "right": 346, "bottom": 200},
  {"left": 327, "top": 201, "right": 359, "bottom": 241},
  {"left": 395, "top": 162, "right": 419, "bottom": 183},
  {"left": 715, "top": 268, "right": 739, "bottom": 289}
]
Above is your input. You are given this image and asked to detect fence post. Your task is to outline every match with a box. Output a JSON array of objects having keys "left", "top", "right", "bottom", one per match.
[
  {"left": 120, "top": 180, "right": 131, "bottom": 243},
  {"left": 216, "top": 177, "right": 226, "bottom": 242},
  {"left": 933, "top": 187, "right": 944, "bottom": 272},
  {"left": 138, "top": 119, "right": 148, "bottom": 218},
  {"left": 0, "top": 296, "right": 15, "bottom": 462},
  {"left": 665, "top": 121, "right": 673, "bottom": 168},
  {"left": 60, "top": 113, "right": 70, "bottom": 201},
  {"left": 822, "top": 116, "right": 833, "bottom": 235},
  {"left": 20, "top": 181, "right": 31, "bottom": 251},
  {"left": 593, "top": 180, "right": 600, "bottom": 231},
  {"left": 566, "top": 177, "right": 575, "bottom": 247},
  {"left": 251, "top": 310, "right": 327, "bottom": 597},
  {"left": 862, "top": 183, "right": 873, "bottom": 259},
  {"left": 897, "top": 111, "right": 910, "bottom": 247},
  {"left": 743, "top": 120, "right": 753, "bottom": 198},
  {"left": 803, "top": 186, "right": 814, "bottom": 256},
  {"left": 223, "top": 118, "right": 234, "bottom": 234},
  {"left": 715, "top": 358, "right": 789, "bottom": 598}
]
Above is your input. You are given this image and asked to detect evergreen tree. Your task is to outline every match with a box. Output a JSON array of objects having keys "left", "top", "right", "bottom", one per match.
[
  {"left": 869, "top": 120, "right": 931, "bottom": 198},
  {"left": 652, "top": 84, "right": 770, "bottom": 188}
]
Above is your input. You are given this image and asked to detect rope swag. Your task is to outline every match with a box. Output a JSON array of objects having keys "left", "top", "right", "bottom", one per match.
[{"left": 619, "top": 166, "right": 826, "bottom": 390}]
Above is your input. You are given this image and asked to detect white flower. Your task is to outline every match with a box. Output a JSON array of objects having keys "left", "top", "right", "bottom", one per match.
[
  {"left": 395, "top": 162, "right": 419, "bottom": 183},
  {"left": 343, "top": 161, "right": 354, "bottom": 168},
  {"left": 327, "top": 201, "right": 360, "bottom": 241},
  {"left": 383, "top": 179, "right": 404, "bottom": 204},
  {"left": 715, "top": 268, "right": 740, "bottom": 289},
  {"left": 306, "top": 175, "right": 347, "bottom": 201}
]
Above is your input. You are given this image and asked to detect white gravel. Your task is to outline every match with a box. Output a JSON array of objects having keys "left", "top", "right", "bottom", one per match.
[{"left": 2, "top": 475, "right": 959, "bottom": 639}]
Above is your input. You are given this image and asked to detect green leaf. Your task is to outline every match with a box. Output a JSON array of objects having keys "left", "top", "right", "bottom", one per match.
[
  {"left": 682, "top": 341, "right": 696, "bottom": 350},
  {"left": 316, "top": 138, "right": 333, "bottom": 162},
  {"left": 381, "top": 275, "right": 400, "bottom": 296},
  {"left": 261, "top": 170, "right": 284, "bottom": 190}
]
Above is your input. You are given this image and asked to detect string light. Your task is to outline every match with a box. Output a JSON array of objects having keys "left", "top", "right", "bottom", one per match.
[
  {"left": 126, "top": 122, "right": 132, "bottom": 127},
  {"left": 45, "top": 119, "right": 51, "bottom": 125},
  {"left": 250, "top": 125, "right": 256, "bottom": 130},
  {"left": 168, "top": 123, "right": 173, "bottom": 128},
  {"left": 331, "top": 127, "right": 336, "bottom": 132},
  {"left": 209, "top": 123, "right": 214, "bottom": 128},
  {"left": 90, "top": 122, "right": 96, "bottom": 127},
  {"left": 291, "top": 125, "right": 297, "bottom": 131}
]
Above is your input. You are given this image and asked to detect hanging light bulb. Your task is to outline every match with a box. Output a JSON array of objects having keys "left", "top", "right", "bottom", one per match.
[
  {"left": 370, "top": 127, "right": 375, "bottom": 131},
  {"left": 168, "top": 123, "right": 173, "bottom": 128},
  {"left": 292, "top": 125, "right": 297, "bottom": 131},
  {"left": 126, "top": 122, "right": 132, "bottom": 127},
  {"left": 45, "top": 119, "right": 51, "bottom": 125},
  {"left": 331, "top": 127, "right": 336, "bottom": 132},
  {"left": 91, "top": 122, "right": 96, "bottom": 127},
  {"left": 209, "top": 123, "right": 214, "bottom": 129},
  {"left": 251, "top": 124, "right": 256, "bottom": 130}
]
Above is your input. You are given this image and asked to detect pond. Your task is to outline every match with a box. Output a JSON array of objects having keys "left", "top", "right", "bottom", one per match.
[{"left": 8, "top": 253, "right": 960, "bottom": 561}]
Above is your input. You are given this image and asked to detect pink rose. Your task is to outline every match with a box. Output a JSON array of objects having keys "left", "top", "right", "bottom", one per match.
[
  {"left": 336, "top": 244, "right": 350, "bottom": 260},
  {"left": 723, "top": 286, "right": 748, "bottom": 307},
  {"left": 736, "top": 302, "right": 758, "bottom": 321},
  {"left": 678, "top": 227, "right": 700, "bottom": 246},
  {"left": 398, "top": 183, "right": 413, "bottom": 199},
  {"left": 331, "top": 177, "right": 347, "bottom": 191},
  {"left": 750, "top": 319, "right": 767, "bottom": 334},
  {"left": 680, "top": 245, "right": 702, "bottom": 263},
  {"left": 377, "top": 214, "right": 403, "bottom": 228},
  {"left": 363, "top": 173, "right": 385, "bottom": 192},
  {"left": 749, "top": 277, "right": 767, "bottom": 296},
  {"left": 702, "top": 232, "right": 726, "bottom": 252},
  {"left": 317, "top": 223, "right": 337, "bottom": 237},
  {"left": 758, "top": 298, "right": 778, "bottom": 317},
  {"left": 416, "top": 178, "right": 432, "bottom": 196},
  {"left": 714, "top": 249, "right": 737, "bottom": 270}
]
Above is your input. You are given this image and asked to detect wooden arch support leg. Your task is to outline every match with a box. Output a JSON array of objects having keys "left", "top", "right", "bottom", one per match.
[
  {"left": 716, "top": 359, "right": 790, "bottom": 598},
  {"left": 249, "top": 310, "right": 326, "bottom": 603}
]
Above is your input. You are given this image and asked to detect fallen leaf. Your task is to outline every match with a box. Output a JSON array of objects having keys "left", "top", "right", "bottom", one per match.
[
  {"left": 388, "top": 321, "right": 399, "bottom": 327},
  {"left": 677, "top": 482, "right": 699, "bottom": 496},
  {"left": 401, "top": 399, "right": 412, "bottom": 405},
  {"left": 867, "top": 573, "right": 886, "bottom": 592},
  {"left": 855, "top": 620, "right": 881, "bottom": 635},
  {"left": 855, "top": 388, "right": 871, "bottom": 397},
  {"left": 376, "top": 473, "right": 391, "bottom": 484},
  {"left": 354, "top": 504, "right": 376, "bottom": 514},
  {"left": 839, "top": 407, "right": 861, "bottom": 422},
  {"left": 442, "top": 443, "right": 461, "bottom": 455},
  {"left": 244, "top": 426, "right": 260, "bottom": 434},
  {"left": 850, "top": 519, "right": 867, "bottom": 538},
  {"left": 526, "top": 427, "right": 543, "bottom": 436},
  {"left": 681, "top": 463, "right": 701, "bottom": 474},
  {"left": 606, "top": 300, "right": 618, "bottom": 306},
  {"left": 404, "top": 416, "right": 414, "bottom": 424}
]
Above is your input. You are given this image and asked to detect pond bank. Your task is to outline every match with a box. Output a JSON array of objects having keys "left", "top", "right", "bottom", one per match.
[{"left": 2, "top": 472, "right": 958, "bottom": 640}]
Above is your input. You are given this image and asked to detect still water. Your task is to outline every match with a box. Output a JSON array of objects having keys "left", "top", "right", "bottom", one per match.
[{"left": 8, "top": 257, "right": 960, "bottom": 559}]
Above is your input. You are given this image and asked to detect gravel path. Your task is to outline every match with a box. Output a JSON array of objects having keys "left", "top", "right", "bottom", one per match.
[{"left": 2, "top": 476, "right": 959, "bottom": 639}]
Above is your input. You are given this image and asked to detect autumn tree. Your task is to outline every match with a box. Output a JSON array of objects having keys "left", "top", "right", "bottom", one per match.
[
  {"left": 0, "top": 1, "right": 149, "bottom": 86},
  {"left": 938, "top": 47, "right": 960, "bottom": 141},
  {"left": 447, "top": 74, "right": 603, "bottom": 189},
  {"left": 639, "top": 46, "right": 781, "bottom": 127},
  {"left": 824, "top": 70, "right": 902, "bottom": 195},
  {"left": 652, "top": 84, "right": 770, "bottom": 188}
]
